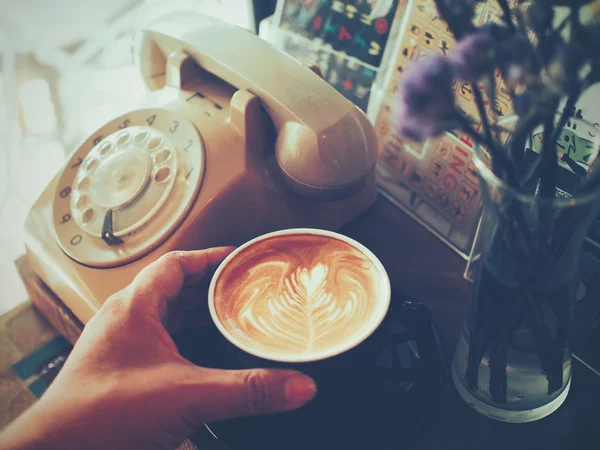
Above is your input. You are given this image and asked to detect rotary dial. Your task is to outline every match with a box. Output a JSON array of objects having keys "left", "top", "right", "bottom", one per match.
[{"left": 52, "top": 109, "right": 204, "bottom": 268}]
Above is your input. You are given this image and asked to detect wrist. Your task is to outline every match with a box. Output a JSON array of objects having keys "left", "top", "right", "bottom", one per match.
[
  {"left": 0, "top": 382, "right": 103, "bottom": 450},
  {"left": 0, "top": 400, "right": 59, "bottom": 450}
]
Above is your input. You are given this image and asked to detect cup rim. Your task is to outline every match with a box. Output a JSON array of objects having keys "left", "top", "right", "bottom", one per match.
[{"left": 208, "top": 228, "right": 392, "bottom": 363}]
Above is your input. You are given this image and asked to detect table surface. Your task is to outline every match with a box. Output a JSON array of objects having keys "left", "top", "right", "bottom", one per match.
[
  {"left": 338, "top": 196, "right": 600, "bottom": 450},
  {"left": 183, "top": 195, "right": 600, "bottom": 450},
  {"left": 16, "top": 194, "right": 600, "bottom": 450}
]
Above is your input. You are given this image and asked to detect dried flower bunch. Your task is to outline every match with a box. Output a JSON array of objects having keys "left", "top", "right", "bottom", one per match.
[
  {"left": 392, "top": 0, "right": 600, "bottom": 405},
  {"left": 394, "top": 0, "right": 600, "bottom": 193}
]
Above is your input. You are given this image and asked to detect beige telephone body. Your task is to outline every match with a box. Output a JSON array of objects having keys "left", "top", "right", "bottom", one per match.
[{"left": 23, "top": 12, "right": 379, "bottom": 325}]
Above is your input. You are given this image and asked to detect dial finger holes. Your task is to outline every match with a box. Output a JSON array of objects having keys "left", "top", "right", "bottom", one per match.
[
  {"left": 134, "top": 131, "right": 149, "bottom": 144},
  {"left": 99, "top": 142, "right": 112, "bottom": 156},
  {"left": 86, "top": 159, "right": 98, "bottom": 172},
  {"left": 116, "top": 132, "right": 130, "bottom": 146},
  {"left": 154, "top": 149, "right": 171, "bottom": 165},
  {"left": 77, "top": 177, "right": 91, "bottom": 191},
  {"left": 76, "top": 195, "right": 90, "bottom": 210},
  {"left": 154, "top": 167, "right": 171, "bottom": 183},
  {"left": 81, "top": 208, "right": 95, "bottom": 224},
  {"left": 147, "top": 137, "right": 162, "bottom": 151}
]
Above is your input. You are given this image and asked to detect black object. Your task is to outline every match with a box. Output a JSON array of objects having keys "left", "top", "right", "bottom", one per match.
[{"left": 174, "top": 290, "right": 445, "bottom": 450}]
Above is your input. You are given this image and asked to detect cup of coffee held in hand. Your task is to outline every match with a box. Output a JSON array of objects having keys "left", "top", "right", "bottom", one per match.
[{"left": 208, "top": 228, "right": 392, "bottom": 400}]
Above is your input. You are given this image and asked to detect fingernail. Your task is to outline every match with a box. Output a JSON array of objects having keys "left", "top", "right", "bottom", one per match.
[{"left": 284, "top": 375, "right": 317, "bottom": 408}]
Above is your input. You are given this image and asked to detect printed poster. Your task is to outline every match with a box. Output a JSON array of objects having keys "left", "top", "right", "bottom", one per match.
[{"left": 269, "top": 0, "right": 408, "bottom": 111}]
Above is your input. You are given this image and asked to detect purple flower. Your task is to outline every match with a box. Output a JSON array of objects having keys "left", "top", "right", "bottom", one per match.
[
  {"left": 497, "top": 33, "right": 533, "bottom": 66},
  {"left": 479, "top": 22, "right": 512, "bottom": 41},
  {"left": 525, "top": 1, "right": 554, "bottom": 36},
  {"left": 393, "top": 54, "right": 457, "bottom": 141},
  {"left": 434, "top": 0, "right": 481, "bottom": 37},
  {"left": 497, "top": 32, "right": 535, "bottom": 86},
  {"left": 392, "top": 102, "right": 454, "bottom": 141},
  {"left": 538, "top": 33, "right": 564, "bottom": 64},
  {"left": 449, "top": 31, "right": 496, "bottom": 82},
  {"left": 448, "top": 25, "right": 532, "bottom": 85}
]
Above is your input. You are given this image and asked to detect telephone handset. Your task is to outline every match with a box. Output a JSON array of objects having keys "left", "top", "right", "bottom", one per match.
[
  {"left": 24, "top": 12, "right": 379, "bottom": 324},
  {"left": 137, "top": 12, "right": 378, "bottom": 198}
]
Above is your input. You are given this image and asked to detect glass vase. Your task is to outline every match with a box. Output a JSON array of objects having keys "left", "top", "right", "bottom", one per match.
[{"left": 452, "top": 116, "right": 600, "bottom": 422}]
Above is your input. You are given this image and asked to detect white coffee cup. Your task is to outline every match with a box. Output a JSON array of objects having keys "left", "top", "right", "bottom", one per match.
[{"left": 208, "top": 228, "right": 391, "bottom": 364}]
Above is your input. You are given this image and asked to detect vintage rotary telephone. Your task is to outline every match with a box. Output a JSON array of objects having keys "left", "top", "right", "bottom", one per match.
[{"left": 23, "top": 12, "right": 379, "bottom": 324}]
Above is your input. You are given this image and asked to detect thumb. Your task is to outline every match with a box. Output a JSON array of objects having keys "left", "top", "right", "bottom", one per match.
[{"left": 186, "top": 367, "right": 317, "bottom": 423}]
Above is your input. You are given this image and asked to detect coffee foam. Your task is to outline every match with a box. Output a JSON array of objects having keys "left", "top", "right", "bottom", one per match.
[{"left": 212, "top": 233, "right": 387, "bottom": 361}]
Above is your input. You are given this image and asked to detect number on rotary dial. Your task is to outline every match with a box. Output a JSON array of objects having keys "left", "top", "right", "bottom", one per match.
[{"left": 52, "top": 109, "right": 204, "bottom": 268}]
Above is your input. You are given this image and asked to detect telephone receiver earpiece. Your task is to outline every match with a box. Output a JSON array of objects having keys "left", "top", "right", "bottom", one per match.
[{"left": 134, "top": 12, "right": 378, "bottom": 200}]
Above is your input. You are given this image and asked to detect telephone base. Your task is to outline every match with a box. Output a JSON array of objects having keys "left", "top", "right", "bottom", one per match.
[
  {"left": 15, "top": 255, "right": 83, "bottom": 347},
  {"left": 23, "top": 171, "right": 378, "bottom": 325}
]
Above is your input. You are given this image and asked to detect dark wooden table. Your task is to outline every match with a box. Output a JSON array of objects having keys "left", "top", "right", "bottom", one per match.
[
  {"left": 19, "top": 194, "right": 600, "bottom": 450},
  {"left": 338, "top": 195, "right": 600, "bottom": 450}
]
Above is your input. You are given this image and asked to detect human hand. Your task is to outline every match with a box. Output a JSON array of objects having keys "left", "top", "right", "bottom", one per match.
[{"left": 1, "top": 249, "right": 317, "bottom": 450}]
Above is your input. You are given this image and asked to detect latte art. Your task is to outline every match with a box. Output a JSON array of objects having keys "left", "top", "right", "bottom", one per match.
[{"left": 213, "top": 234, "right": 386, "bottom": 360}]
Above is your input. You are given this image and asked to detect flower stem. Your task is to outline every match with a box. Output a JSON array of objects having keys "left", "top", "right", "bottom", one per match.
[
  {"left": 553, "top": 13, "right": 572, "bottom": 37},
  {"left": 454, "top": 111, "right": 516, "bottom": 186},
  {"left": 489, "top": 292, "right": 527, "bottom": 404},
  {"left": 472, "top": 84, "right": 496, "bottom": 149},
  {"left": 455, "top": 106, "right": 539, "bottom": 252},
  {"left": 497, "top": 0, "right": 515, "bottom": 32},
  {"left": 464, "top": 176, "right": 535, "bottom": 394},
  {"left": 570, "top": 5, "right": 582, "bottom": 38},
  {"left": 547, "top": 282, "right": 572, "bottom": 392},
  {"left": 538, "top": 112, "right": 557, "bottom": 202},
  {"left": 526, "top": 290, "right": 564, "bottom": 395},
  {"left": 511, "top": 109, "right": 544, "bottom": 179},
  {"left": 513, "top": 6, "right": 527, "bottom": 36},
  {"left": 536, "top": 109, "right": 558, "bottom": 261}
]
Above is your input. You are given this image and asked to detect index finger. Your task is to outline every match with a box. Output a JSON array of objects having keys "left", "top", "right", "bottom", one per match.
[{"left": 127, "top": 247, "right": 235, "bottom": 319}]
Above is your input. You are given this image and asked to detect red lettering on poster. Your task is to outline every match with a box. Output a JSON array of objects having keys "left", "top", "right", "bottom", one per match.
[
  {"left": 313, "top": 15, "right": 323, "bottom": 30},
  {"left": 339, "top": 26, "right": 352, "bottom": 40},
  {"left": 375, "top": 18, "right": 389, "bottom": 34},
  {"left": 454, "top": 145, "right": 469, "bottom": 158},
  {"left": 459, "top": 135, "right": 473, "bottom": 149},
  {"left": 443, "top": 173, "right": 458, "bottom": 191},
  {"left": 449, "top": 153, "right": 466, "bottom": 175}
]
